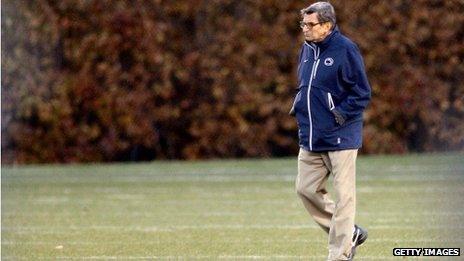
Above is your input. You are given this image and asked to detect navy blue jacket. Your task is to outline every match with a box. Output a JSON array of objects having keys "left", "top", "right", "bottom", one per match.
[{"left": 290, "top": 27, "right": 371, "bottom": 152}]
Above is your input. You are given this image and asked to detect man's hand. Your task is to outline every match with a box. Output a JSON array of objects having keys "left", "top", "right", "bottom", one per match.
[{"left": 332, "top": 109, "right": 345, "bottom": 126}]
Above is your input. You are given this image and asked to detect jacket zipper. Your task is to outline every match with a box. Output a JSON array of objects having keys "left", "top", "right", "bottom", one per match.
[
  {"left": 305, "top": 43, "right": 320, "bottom": 151},
  {"left": 313, "top": 59, "right": 320, "bottom": 79}
]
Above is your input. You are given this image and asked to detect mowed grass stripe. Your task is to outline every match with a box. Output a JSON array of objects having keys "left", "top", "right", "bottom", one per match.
[{"left": 2, "top": 153, "right": 464, "bottom": 259}]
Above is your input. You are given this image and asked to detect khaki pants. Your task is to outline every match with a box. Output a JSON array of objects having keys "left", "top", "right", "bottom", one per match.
[{"left": 296, "top": 148, "right": 358, "bottom": 260}]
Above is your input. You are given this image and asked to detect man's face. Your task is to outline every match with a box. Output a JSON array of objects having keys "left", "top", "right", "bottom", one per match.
[{"left": 301, "top": 13, "right": 332, "bottom": 42}]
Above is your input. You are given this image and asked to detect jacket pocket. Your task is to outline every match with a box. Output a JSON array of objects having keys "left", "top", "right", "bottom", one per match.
[
  {"left": 289, "top": 89, "right": 303, "bottom": 116},
  {"left": 327, "top": 92, "right": 335, "bottom": 111}
]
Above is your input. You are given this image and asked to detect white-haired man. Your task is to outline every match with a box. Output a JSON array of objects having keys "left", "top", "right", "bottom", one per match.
[{"left": 290, "top": 2, "right": 371, "bottom": 260}]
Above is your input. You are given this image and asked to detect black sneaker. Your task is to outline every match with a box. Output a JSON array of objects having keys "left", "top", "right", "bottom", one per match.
[{"left": 348, "top": 225, "right": 368, "bottom": 260}]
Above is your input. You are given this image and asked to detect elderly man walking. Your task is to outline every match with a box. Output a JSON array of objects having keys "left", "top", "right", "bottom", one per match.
[{"left": 289, "top": 2, "right": 371, "bottom": 260}]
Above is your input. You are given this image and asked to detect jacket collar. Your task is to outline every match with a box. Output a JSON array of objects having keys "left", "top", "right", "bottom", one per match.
[{"left": 305, "top": 25, "right": 340, "bottom": 50}]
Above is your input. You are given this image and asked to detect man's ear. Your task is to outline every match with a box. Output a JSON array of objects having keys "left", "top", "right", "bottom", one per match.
[{"left": 324, "top": 22, "right": 332, "bottom": 31}]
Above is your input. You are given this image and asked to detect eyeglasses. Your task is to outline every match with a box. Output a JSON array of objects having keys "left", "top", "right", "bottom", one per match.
[{"left": 299, "top": 21, "right": 325, "bottom": 29}]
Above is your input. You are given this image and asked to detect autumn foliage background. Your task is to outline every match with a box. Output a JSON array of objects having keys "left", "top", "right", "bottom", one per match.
[{"left": 2, "top": 0, "right": 463, "bottom": 163}]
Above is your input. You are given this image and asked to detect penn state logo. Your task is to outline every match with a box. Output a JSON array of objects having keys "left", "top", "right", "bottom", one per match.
[{"left": 324, "top": 57, "right": 334, "bottom": 66}]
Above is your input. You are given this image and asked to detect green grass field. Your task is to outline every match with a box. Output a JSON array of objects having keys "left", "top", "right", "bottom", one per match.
[{"left": 2, "top": 153, "right": 464, "bottom": 260}]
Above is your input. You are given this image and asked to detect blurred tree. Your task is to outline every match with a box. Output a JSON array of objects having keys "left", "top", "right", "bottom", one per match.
[{"left": 1, "top": 0, "right": 463, "bottom": 163}]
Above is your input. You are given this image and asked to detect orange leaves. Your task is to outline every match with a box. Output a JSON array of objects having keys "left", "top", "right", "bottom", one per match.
[{"left": 2, "top": 0, "right": 463, "bottom": 163}]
